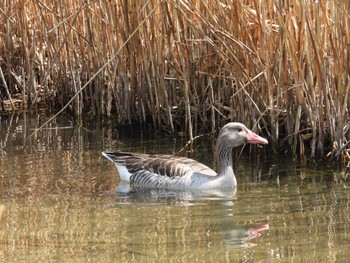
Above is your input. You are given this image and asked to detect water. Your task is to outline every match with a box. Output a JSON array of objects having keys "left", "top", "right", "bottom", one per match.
[{"left": 0, "top": 113, "right": 349, "bottom": 262}]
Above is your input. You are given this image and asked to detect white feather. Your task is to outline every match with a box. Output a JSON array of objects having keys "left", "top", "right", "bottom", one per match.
[{"left": 115, "top": 165, "right": 132, "bottom": 182}]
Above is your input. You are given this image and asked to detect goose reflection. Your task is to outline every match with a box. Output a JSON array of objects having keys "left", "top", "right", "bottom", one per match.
[
  {"left": 113, "top": 181, "right": 269, "bottom": 249},
  {"left": 115, "top": 180, "right": 237, "bottom": 200},
  {"left": 221, "top": 223, "right": 269, "bottom": 249}
]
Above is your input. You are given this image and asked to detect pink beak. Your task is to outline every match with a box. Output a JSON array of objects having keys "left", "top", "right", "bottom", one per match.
[{"left": 246, "top": 130, "right": 268, "bottom": 145}]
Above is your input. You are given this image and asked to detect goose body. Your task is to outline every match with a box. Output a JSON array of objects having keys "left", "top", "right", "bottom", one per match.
[{"left": 102, "top": 122, "right": 268, "bottom": 190}]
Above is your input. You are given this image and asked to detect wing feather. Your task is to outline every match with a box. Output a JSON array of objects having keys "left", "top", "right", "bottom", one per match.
[{"left": 103, "top": 151, "right": 216, "bottom": 178}]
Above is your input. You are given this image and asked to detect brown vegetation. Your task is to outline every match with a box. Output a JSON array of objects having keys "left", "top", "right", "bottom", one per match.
[{"left": 0, "top": 0, "right": 349, "bottom": 160}]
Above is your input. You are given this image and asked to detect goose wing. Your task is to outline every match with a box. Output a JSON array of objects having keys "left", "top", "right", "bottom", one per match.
[{"left": 102, "top": 151, "right": 217, "bottom": 178}]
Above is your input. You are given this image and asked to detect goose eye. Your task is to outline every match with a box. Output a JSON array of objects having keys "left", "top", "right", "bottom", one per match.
[{"left": 237, "top": 128, "right": 242, "bottom": 132}]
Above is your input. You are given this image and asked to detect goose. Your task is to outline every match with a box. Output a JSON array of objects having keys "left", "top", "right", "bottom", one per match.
[{"left": 102, "top": 122, "right": 268, "bottom": 190}]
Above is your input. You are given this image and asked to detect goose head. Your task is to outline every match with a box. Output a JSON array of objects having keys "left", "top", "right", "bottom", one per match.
[{"left": 217, "top": 122, "right": 268, "bottom": 148}]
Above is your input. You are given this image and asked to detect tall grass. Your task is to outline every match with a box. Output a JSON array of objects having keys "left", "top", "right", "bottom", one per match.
[{"left": 0, "top": 0, "right": 349, "bottom": 160}]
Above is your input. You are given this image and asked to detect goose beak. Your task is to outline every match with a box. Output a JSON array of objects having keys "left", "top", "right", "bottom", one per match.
[{"left": 246, "top": 130, "right": 268, "bottom": 145}]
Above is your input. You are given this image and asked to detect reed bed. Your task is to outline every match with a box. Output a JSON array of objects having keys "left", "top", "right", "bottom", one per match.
[{"left": 0, "top": 0, "right": 349, "bottom": 161}]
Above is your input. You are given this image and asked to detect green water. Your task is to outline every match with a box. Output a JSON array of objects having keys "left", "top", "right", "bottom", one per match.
[{"left": 0, "top": 114, "right": 349, "bottom": 262}]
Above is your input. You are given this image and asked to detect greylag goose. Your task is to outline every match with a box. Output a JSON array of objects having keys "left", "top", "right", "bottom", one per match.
[{"left": 102, "top": 122, "right": 268, "bottom": 190}]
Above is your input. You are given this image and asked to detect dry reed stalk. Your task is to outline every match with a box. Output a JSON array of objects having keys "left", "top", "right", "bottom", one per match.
[
  {"left": 0, "top": 0, "right": 349, "bottom": 161},
  {"left": 0, "top": 67, "right": 14, "bottom": 110}
]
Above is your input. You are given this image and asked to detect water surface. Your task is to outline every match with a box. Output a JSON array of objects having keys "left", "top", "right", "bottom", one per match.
[{"left": 0, "top": 114, "right": 349, "bottom": 262}]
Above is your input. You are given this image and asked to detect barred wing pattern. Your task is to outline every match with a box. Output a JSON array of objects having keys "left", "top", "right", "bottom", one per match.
[{"left": 102, "top": 152, "right": 217, "bottom": 188}]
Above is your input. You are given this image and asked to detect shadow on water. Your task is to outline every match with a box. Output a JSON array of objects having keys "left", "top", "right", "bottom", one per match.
[{"left": 0, "top": 113, "right": 349, "bottom": 262}]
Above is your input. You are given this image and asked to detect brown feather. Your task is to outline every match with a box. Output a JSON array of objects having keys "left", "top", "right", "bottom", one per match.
[{"left": 106, "top": 151, "right": 216, "bottom": 177}]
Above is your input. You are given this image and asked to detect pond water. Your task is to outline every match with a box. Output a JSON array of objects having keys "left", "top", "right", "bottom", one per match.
[{"left": 0, "top": 113, "right": 349, "bottom": 262}]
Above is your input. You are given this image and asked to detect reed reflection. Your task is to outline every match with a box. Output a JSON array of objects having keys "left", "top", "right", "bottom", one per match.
[
  {"left": 0, "top": 114, "right": 350, "bottom": 262},
  {"left": 0, "top": 193, "right": 270, "bottom": 262}
]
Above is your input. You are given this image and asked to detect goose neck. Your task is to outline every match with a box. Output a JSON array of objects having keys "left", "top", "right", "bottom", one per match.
[{"left": 215, "top": 142, "right": 233, "bottom": 176}]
